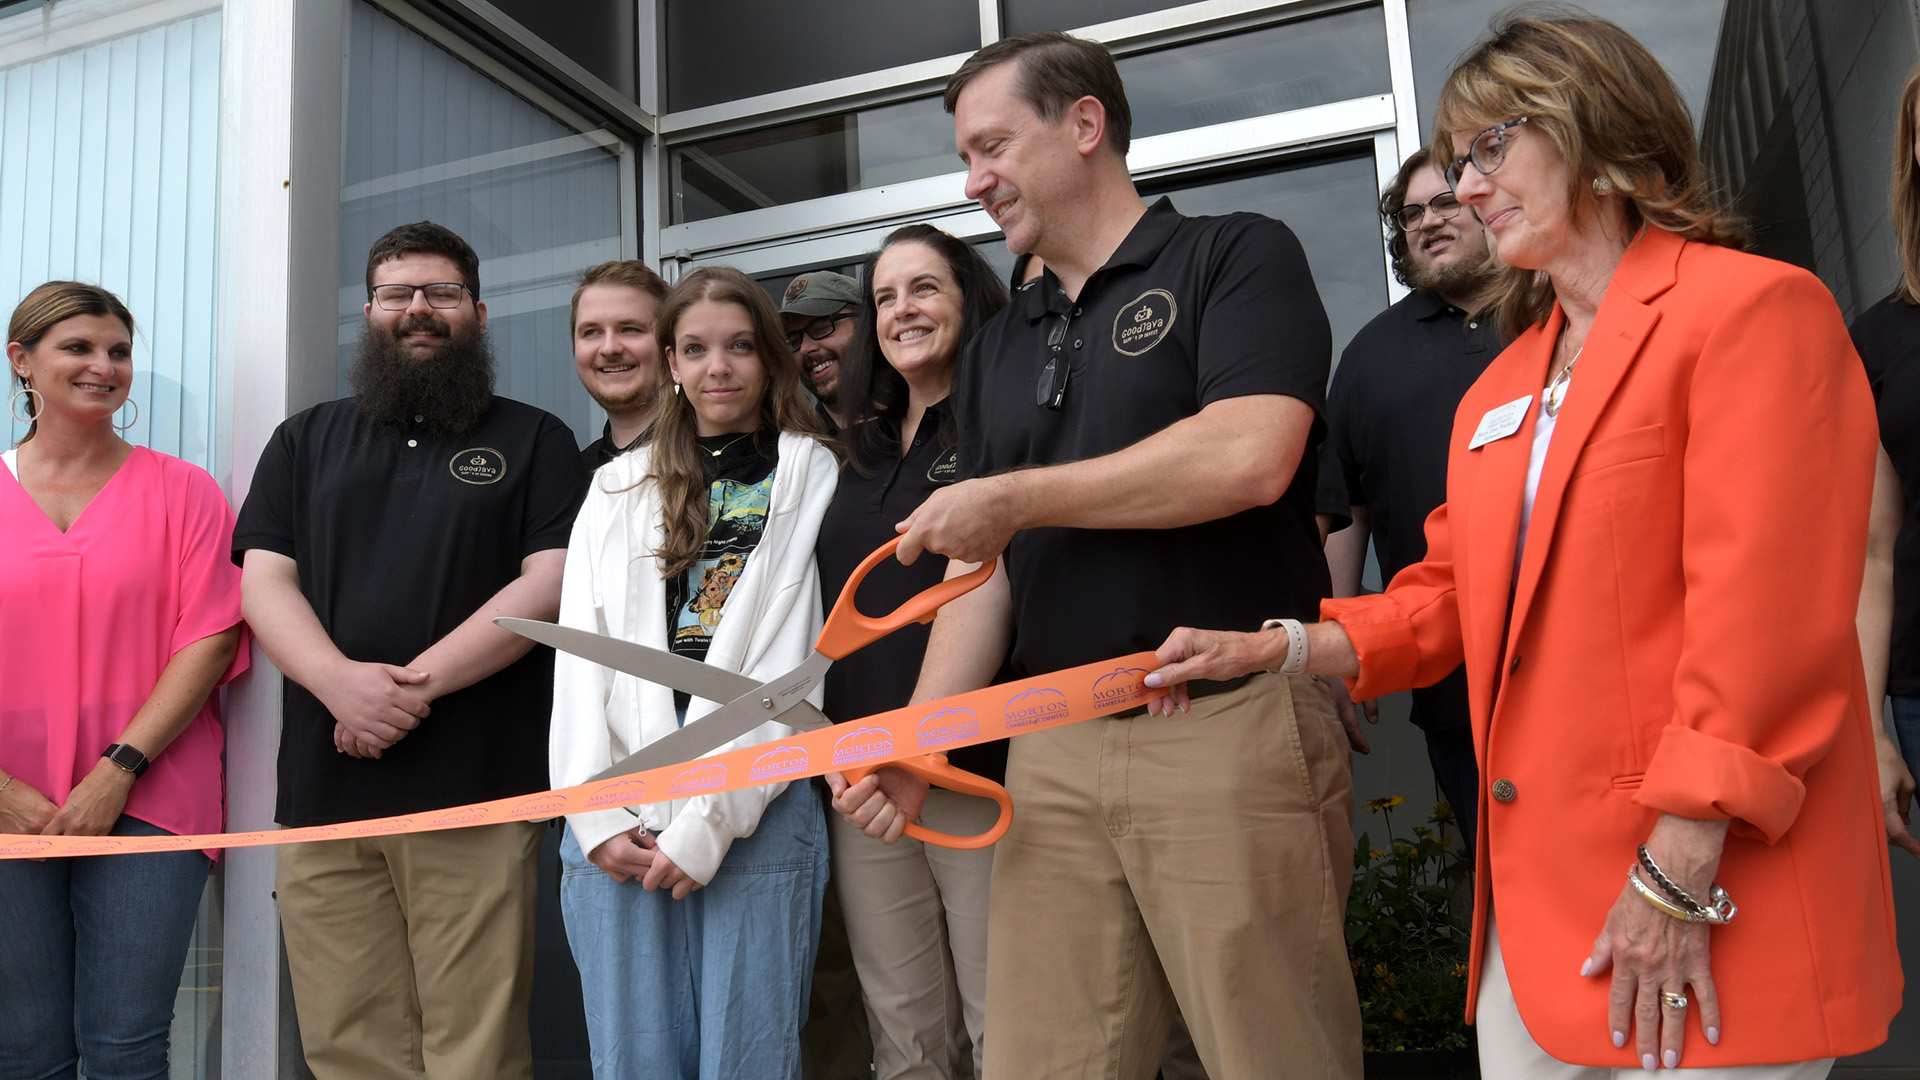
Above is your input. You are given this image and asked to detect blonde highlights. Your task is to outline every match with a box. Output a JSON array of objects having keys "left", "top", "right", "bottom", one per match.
[
  {"left": 1429, "top": 7, "right": 1744, "bottom": 334},
  {"left": 643, "top": 266, "right": 832, "bottom": 579}
]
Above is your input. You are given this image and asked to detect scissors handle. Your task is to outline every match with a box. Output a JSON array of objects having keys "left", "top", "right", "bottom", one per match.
[
  {"left": 814, "top": 537, "right": 998, "bottom": 661},
  {"left": 844, "top": 754, "right": 1013, "bottom": 850}
]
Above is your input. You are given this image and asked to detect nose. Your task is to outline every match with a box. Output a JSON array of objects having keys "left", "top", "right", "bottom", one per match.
[
  {"left": 964, "top": 160, "right": 993, "bottom": 204},
  {"left": 404, "top": 288, "right": 437, "bottom": 318},
  {"left": 1451, "top": 162, "right": 1492, "bottom": 205}
]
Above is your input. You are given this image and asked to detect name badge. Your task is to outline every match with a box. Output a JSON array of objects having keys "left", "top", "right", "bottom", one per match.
[{"left": 1468, "top": 395, "right": 1534, "bottom": 450}]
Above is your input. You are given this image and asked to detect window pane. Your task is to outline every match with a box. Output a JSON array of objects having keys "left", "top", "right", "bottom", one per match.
[
  {"left": 1407, "top": 0, "right": 1726, "bottom": 143},
  {"left": 339, "top": 2, "right": 627, "bottom": 450},
  {"left": 666, "top": 0, "right": 979, "bottom": 112},
  {"left": 1002, "top": 0, "right": 1168, "bottom": 35},
  {"left": 1145, "top": 151, "right": 1388, "bottom": 362},
  {"left": 674, "top": 96, "right": 954, "bottom": 223},
  {"left": 1122, "top": 8, "right": 1391, "bottom": 137}
]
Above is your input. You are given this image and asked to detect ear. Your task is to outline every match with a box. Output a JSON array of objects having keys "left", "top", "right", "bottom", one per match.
[
  {"left": 6, "top": 341, "right": 28, "bottom": 374},
  {"left": 1067, "top": 95, "right": 1108, "bottom": 159},
  {"left": 665, "top": 347, "right": 682, "bottom": 383},
  {"left": 474, "top": 299, "right": 488, "bottom": 331}
]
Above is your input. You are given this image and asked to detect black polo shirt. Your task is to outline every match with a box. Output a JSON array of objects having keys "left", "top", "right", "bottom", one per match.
[
  {"left": 581, "top": 418, "right": 652, "bottom": 472},
  {"left": 818, "top": 401, "right": 1007, "bottom": 782},
  {"left": 1321, "top": 289, "right": 1506, "bottom": 732},
  {"left": 953, "top": 197, "right": 1332, "bottom": 678},
  {"left": 233, "top": 396, "right": 588, "bottom": 826},
  {"left": 1852, "top": 294, "right": 1920, "bottom": 695}
]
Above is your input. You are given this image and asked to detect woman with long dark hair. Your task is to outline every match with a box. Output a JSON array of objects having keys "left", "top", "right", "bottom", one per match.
[
  {"left": 549, "top": 265, "right": 839, "bottom": 1079},
  {"left": 821, "top": 224, "right": 1009, "bottom": 1079}
]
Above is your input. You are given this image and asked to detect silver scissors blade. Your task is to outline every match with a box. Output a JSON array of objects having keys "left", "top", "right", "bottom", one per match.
[{"left": 496, "top": 618, "right": 836, "bottom": 782}]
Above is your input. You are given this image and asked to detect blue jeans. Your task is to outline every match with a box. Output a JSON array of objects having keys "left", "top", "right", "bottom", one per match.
[
  {"left": 560, "top": 782, "right": 829, "bottom": 1080},
  {"left": 1889, "top": 695, "right": 1920, "bottom": 783},
  {"left": 0, "top": 815, "right": 211, "bottom": 1080}
]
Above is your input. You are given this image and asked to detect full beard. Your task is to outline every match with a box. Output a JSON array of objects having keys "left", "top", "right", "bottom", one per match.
[
  {"left": 1407, "top": 241, "right": 1500, "bottom": 300},
  {"left": 349, "top": 316, "right": 496, "bottom": 435}
]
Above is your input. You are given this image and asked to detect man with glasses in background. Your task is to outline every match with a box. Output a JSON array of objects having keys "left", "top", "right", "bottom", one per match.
[
  {"left": 1319, "top": 147, "right": 1504, "bottom": 851},
  {"left": 779, "top": 269, "right": 862, "bottom": 431},
  {"left": 234, "top": 222, "right": 586, "bottom": 1079}
]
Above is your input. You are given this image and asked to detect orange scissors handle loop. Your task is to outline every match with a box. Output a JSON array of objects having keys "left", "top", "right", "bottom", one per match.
[
  {"left": 843, "top": 754, "right": 1014, "bottom": 850},
  {"left": 814, "top": 537, "right": 998, "bottom": 660}
]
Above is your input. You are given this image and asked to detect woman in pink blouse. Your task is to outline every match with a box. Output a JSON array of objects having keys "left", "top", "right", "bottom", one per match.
[{"left": 0, "top": 281, "right": 246, "bottom": 1078}]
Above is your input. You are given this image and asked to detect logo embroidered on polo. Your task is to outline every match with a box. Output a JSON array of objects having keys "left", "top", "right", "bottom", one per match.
[
  {"left": 1113, "top": 289, "right": 1177, "bottom": 356},
  {"left": 449, "top": 447, "right": 506, "bottom": 485},
  {"left": 927, "top": 449, "right": 958, "bottom": 484}
]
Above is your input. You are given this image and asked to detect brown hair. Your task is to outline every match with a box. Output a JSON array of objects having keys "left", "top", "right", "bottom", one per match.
[
  {"left": 645, "top": 266, "right": 832, "bottom": 579},
  {"left": 9, "top": 281, "right": 136, "bottom": 443},
  {"left": 1382, "top": 148, "right": 1434, "bottom": 288},
  {"left": 571, "top": 260, "right": 669, "bottom": 330},
  {"left": 944, "top": 31, "right": 1132, "bottom": 157},
  {"left": 1892, "top": 65, "right": 1920, "bottom": 304},
  {"left": 1429, "top": 7, "right": 1744, "bottom": 334},
  {"left": 365, "top": 221, "right": 481, "bottom": 299}
]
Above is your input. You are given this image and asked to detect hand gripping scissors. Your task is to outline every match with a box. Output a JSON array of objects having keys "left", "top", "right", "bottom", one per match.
[{"left": 500, "top": 538, "right": 1013, "bottom": 849}]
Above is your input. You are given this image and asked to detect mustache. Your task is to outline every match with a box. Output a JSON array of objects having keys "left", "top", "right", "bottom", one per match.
[{"left": 394, "top": 313, "right": 450, "bottom": 337}]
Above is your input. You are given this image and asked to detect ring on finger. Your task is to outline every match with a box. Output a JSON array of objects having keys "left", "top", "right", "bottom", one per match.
[{"left": 1660, "top": 991, "right": 1688, "bottom": 1010}]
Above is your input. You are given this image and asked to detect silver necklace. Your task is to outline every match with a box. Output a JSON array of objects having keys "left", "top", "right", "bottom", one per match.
[{"left": 1543, "top": 346, "right": 1582, "bottom": 418}]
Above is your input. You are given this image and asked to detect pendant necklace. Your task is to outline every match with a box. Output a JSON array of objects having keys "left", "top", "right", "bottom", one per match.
[
  {"left": 1543, "top": 346, "right": 1582, "bottom": 418},
  {"left": 705, "top": 431, "right": 755, "bottom": 458}
]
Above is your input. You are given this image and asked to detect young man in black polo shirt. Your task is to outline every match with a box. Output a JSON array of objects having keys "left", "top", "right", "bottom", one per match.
[
  {"left": 1320, "top": 149, "right": 1506, "bottom": 851},
  {"left": 234, "top": 222, "right": 586, "bottom": 1080},
  {"left": 837, "top": 31, "right": 1359, "bottom": 1078}
]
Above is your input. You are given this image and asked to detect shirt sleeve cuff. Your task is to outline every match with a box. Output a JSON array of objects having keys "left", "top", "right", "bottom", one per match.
[
  {"left": 566, "top": 808, "right": 641, "bottom": 863},
  {"left": 654, "top": 815, "right": 733, "bottom": 886},
  {"left": 1320, "top": 594, "right": 1419, "bottom": 701},
  {"left": 1632, "top": 725, "right": 1807, "bottom": 843}
]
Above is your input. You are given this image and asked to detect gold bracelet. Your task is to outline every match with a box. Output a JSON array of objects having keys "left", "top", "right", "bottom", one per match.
[
  {"left": 0, "top": 774, "right": 13, "bottom": 795},
  {"left": 1628, "top": 866, "right": 1696, "bottom": 921}
]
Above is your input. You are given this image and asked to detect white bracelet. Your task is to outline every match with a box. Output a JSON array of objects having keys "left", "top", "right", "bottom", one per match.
[{"left": 1261, "top": 618, "right": 1309, "bottom": 676}]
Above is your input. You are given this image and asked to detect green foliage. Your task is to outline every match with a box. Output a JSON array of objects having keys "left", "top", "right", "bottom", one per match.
[{"left": 1347, "top": 797, "right": 1473, "bottom": 1052}]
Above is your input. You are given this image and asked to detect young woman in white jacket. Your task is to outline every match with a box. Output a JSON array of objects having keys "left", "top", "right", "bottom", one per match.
[{"left": 550, "top": 265, "right": 840, "bottom": 1079}]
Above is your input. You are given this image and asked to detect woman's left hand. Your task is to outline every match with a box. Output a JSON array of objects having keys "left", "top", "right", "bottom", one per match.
[
  {"left": 1582, "top": 816, "right": 1729, "bottom": 1070},
  {"left": 40, "top": 759, "right": 135, "bottom": 836},
  {"left": 638, "top": 841, "right": 703, "bottom": 900}
]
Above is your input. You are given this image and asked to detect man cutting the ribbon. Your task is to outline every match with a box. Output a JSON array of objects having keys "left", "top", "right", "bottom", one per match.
[{"left": 836, "top": 30, "right": 1362, "bottom": 1080}]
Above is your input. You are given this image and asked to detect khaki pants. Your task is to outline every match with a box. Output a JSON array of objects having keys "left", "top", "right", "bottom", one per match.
[
  {"left": 831, "top": 788, "right": 998, "bottom": 1079},
  {"left": 982, "top": 672, "right": 1360, "bottom": 1080},
  {"left": 1476, "top": 919, "right": 1834, "bottom": 1080},
  {"left": 276, "top": 822, "right": 542, "bottom": 1080}
]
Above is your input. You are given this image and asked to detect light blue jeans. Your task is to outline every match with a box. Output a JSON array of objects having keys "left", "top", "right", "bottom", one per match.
[
  {"left": 1890, "top": 695, "right": 1920, "bottom": 783},
  {"left": 560, "top": 782, "right": 829, "bottom": 1080},
  {"left": 0, "top": 815, "right": 210, "bottom": 1080}
]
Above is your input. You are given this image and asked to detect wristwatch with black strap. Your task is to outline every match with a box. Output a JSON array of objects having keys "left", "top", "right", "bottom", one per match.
[{"left": 102, "top": 742, "right": 150, "bottom": 779}]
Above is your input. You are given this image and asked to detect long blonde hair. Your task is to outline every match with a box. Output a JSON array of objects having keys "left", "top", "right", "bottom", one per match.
[
  {"left": 1430, "top": 7, "right": 1745, "bottom": 335},
  {"left": 645, "top": 266, "right": 832, "bottom": 579},
  {"left": 1892, "top": 65, "right": 1920, "bottom": 304},
  {"left": 8, "top": 281, "right": 136, "bottom": 443}
]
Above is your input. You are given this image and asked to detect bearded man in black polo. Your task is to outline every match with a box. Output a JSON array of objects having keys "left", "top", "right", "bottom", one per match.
[
  {"left": 233, "top": 222, "right": 585, "bottom": 1080},
  {"left": 833, "top": 31, "right": 1360, "bottom": 1079},
  {"left": 1320, "top": 148, "right": 1505, "bottom": 851}
]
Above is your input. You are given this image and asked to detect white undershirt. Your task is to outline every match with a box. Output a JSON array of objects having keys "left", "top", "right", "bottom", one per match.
[
  {"left": 1, "top": 448, "right": 15, "bottom": 478},
  {"left": 1513, "top": 403, "right": 1557, "bottom": 583}
]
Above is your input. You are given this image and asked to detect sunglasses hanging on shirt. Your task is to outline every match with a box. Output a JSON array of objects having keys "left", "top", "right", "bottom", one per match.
[{"left": 1036, "top": 314, "right": 1072, "bottom": 410}]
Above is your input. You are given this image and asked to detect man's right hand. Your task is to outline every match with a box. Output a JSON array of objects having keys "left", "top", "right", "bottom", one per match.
[
  {"left": 826, "top": 768, "right": 929, "bottom": 844},
  {"left": 1328, "top": 677, "right": 1378, "bottom": 755},
  {"left": 318, "top": 660, "right": 430, "bottom": 758},
  {"left": 0, "top": 775, "right": 58, "bottom": 835}
]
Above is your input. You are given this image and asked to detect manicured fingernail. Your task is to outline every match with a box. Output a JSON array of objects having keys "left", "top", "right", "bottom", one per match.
[
  {"left": 1664, "top": 1050, "right": 1678, "bottom": 1069},
  {"left": 1613, "top": 1031, "right": 1627, "bottom": 1048},
  {"left": 1178, "top": 702, "right": 1188, "bottom": 714},
  {"left": 1144, "top": 672, "right": 1164, "bottom": 687},
  {"left": 1641, "top": 1053, "right": 1657, "bottom": 1073},
  {"left": 1706, "top": 1027, "right": 1719, "bottom": 1045},
  {"left": 1579, "top": 957, "right": 1593, "bottom": 977}
]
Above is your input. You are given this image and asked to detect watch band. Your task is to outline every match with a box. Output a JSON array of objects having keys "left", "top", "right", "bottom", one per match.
[
  {"left": 103, "top": 742, "right": 150, "bottom": 779},
  {"left": 1260, "top": 618, "right": 1309, "bottom": 676}
]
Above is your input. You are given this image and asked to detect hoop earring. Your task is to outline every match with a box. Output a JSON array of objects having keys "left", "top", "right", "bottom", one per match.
[
  {"left": 9, "top": 385, "right": 42, "bottom": 425},
  {"left": 113, "top": 398, "right": 139, "bottom": 433}
]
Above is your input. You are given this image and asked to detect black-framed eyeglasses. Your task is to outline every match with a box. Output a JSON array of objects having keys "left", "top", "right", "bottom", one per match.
[
  {"left": 1035, "top": 314, "right": 1071, "bottom": 410},
  {"left": 370, "top": 282, "right": 472, "bottom": 311},
  {"left": 1443, "top": 116, "right": 1531, "bottom": 190},
  {"left": 1388, "top": 190, "right": 1464, "bottom": 232},
  {"left": 785, "top": 311, "right": 855, "bottom": 351}
]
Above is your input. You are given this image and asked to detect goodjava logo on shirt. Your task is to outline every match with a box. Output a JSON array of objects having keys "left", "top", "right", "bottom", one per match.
[
  {"left": 1004, "top": 686, "right": 1070, "bottom": 729},
  {"left": 748, "top": 745, "right": 810, "bottom": 782},
  {"left": 586, "top": 778, "right": 648, "bottom": 808},
  {"left": 669, "top": 763, "right": 728, "bottom": 796},
  {"left": 1091, "top": 667, "right": 1152, "bottom": 709},
  {"left": 1113, "top": 289, "right": 1177, "bottom": 356},
  {"left": 832, "top": 726, "right": 895, "bottom": 766},
  {"left": 916, "top": 707, "right": 980, "bottom": 749},
  {"left": 449, "top": 447, "right": 506, "bottom": 485}
]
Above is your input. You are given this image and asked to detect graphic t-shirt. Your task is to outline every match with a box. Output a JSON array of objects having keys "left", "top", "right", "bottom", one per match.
[{"left": 665, "top": 431, "right": 778, "bottom": 706}]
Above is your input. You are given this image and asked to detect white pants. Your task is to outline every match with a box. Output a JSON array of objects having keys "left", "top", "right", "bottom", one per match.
[{"left": 1476, "top": 916, "right": 1833, "bottom": 1080}]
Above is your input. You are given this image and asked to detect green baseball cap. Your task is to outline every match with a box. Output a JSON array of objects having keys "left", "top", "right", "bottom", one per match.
[{"left": 779, "top": 271, "right": 861, "bottom": 317}]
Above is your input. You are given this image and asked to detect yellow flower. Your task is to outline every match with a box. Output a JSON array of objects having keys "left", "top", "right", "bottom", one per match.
[
  {"left": 1368, "top": 849, "right": 1385, "bottom": 860},
  {"left": 1452, "top": 963, "right": 1470, "bottom": 979},
  {"left": 1364, "top": 795, "right": 1407, "bottom": 813}
]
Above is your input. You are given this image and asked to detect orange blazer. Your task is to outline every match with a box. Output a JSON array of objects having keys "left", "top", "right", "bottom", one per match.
[{"left": 1323, "top": 228, "right": 1902, "bottom": 1066}]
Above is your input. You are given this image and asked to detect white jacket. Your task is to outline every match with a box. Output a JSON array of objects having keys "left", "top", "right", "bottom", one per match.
[{"left": 550, "top": 430, "right": 839, "bottom": 884}]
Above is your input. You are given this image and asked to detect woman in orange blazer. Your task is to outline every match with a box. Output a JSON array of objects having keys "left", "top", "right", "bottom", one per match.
[{"left": 1146, "top": 12, "right": 1901, "bottom": 1078}]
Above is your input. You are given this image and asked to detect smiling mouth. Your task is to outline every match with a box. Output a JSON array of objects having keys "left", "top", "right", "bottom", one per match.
[
  {"left": 896, "top": 329, "right": 930, "bottom": 343},
  {"left": 809, "top": 359, "right": 835, "bottom": 378},
  {"left": 75, "top": 383, "right": 116, "bottom": 393},
  {"left": 597, "top": 364, "right": 636, "bottom": 374}
]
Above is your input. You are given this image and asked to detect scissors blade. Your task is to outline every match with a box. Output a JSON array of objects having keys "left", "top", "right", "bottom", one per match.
[
  {"left": 590, "top": 651, "right": 833, "bottom": 782},
  {"left": 496, "top": 617, "right": 754, "bottom": 705}
]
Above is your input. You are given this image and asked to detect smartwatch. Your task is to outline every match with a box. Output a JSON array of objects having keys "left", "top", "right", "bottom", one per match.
[{"left": 102, "top": 742, "right": 150, "bottom": 779}]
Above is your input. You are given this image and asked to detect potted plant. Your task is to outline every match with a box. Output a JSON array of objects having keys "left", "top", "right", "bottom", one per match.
[{"left": 1347, "top": 796, "right": 1478, "bottom": 1079}]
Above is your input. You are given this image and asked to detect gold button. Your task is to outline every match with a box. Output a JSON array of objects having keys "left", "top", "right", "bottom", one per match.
[{"left": 1492, "top": 779, "right": 1517, "bottom": 802}]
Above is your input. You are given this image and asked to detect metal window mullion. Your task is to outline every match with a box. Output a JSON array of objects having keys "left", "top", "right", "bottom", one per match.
[
  {"left": 1380, "top": 0, "right": 1419, "bottom": 162},
  {"left": 978, "top": 0, "right": 999, "bottom": 46},
  {"left": 1372, "top": 129, "right": 1407, "bottom": 304}
]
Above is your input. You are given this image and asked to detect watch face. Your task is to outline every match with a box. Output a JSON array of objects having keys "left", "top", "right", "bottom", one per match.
[{"left": 106, "top": 743, "right": 148, "bottom": 777}]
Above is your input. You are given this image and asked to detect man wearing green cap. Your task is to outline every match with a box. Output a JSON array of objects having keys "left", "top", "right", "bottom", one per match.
[{"left": 779, "top": 269, "right": 861, "bottom": 431}]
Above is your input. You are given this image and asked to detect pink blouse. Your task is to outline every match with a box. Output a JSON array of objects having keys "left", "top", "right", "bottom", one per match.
[{"left": 0, "top": 445, "right": 248, "bottom": 848}]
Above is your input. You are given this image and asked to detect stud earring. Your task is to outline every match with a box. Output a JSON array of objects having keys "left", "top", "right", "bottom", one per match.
[{"left": 1592, "top": 176, "right": 1615, "bottom": 195}]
